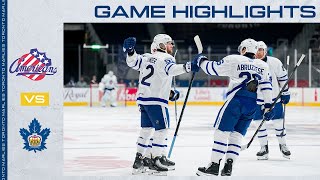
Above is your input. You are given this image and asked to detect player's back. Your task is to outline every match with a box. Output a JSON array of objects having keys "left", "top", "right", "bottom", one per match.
[
  {"left": 136, "top": 51, "right": 174, "bottom": 107},
  {"left": 221, "top": 55, "right": 270, "bottom": 99}
]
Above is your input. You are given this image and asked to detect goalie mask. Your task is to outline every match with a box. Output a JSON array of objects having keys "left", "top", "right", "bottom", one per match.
[
  {"left": 238, "top": 38, "right": 258, "bottom": 55},
  {"left": 153, "top": 34, "right": 174, "bottom": 53}
]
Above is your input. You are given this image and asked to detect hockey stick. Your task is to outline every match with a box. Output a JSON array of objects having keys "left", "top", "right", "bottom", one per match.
[
  {"left": 173, "top": 50, "right": 178, "bottom": 124},
  {"left": 168, "top": 35, "right": 203, "bottom": 158},
  {"left": 241, "top": 54, "right": 305, "bottom": 151},
  {"left": 280, "top": 56, "right": 290, "bottom": 137}
]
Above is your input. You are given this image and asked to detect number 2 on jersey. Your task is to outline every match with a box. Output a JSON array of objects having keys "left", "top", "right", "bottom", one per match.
[
  {"left": 141, "top": 65, "right": 154, "bottom": 86},
  {"left": 239, "top": 71, "right": 261, "bottom": 84}
]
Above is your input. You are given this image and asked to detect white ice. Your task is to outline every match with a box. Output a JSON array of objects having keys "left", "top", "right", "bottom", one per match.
[{"left": 64, "top": 105, "right": 320, "bottom": 176}]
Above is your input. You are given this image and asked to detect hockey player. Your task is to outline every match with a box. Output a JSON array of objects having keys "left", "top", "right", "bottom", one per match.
[
  {"left": 100, "top": 71, "right": 118, "bottom": 107},
  {"left": 123, "top": 34, "right": 194, "bottom": 175},
  {"left": 192, "top": 39, "right": 275, "bottom": 176},
  {"left": 253, "top": 41, "right": 291, "bottom": 160}
]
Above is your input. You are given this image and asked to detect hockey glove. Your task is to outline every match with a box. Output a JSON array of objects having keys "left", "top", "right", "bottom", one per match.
[
  {"left": 123, "top": 37, "right": 136, "bottom": 54},
  {"left": 263, "top": 103, "right": 275, "bottom": 120},
  {"left": 191, "top": 54, "right": 208, "bottom": 72},
  {"left": 280, "top": 90, "right": 290, "bottom": 104},
  {"left": 169, "top": 89, "right": 180, "bottom": 101}
]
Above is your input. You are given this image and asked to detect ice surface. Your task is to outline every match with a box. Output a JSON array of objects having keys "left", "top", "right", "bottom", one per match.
[{"left": 64, "top": 105, "right": 320, "bottom": 176}]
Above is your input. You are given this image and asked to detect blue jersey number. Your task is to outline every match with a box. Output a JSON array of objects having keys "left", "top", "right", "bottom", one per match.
[
  {"left": 239, "top": 72, "right": 261, "bottom": 84},
  {"left": 141, "top": 65, "right": 154, "bottom": 86}
]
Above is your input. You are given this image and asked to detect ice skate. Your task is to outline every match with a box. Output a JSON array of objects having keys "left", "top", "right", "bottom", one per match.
[
  {"left": 196, "top": 161, "right": 220, "bottom": 176},
  {"left": 148, "top": 156, "right": 168, "bottom": 176},
  {"left": 257, "top": 144, "right": 269, "bottom": 160},
  {"left": 132, "top": 152, "right": 145, "bottom": 175},
  {"left": 160, "top": 155, "right": 175, "bottom": 170},
  {"left": 279, "top": 144, "right": 291, "bottom": 159},
  {"left": 221, "top": 158, "right": 233, "bottom": 176}
]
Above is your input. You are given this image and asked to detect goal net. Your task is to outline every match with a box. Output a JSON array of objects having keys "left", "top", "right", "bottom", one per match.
[{"left": 89, "top": 83, "right": 127, "bottom": 107}]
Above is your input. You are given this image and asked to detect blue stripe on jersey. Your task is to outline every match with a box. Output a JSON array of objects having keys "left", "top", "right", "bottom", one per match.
[
  {"left": 228, "top": 144, "right": 241, "bottom": 148},
  {"left": 132, "top": 58, "right": 139, "bottom": 68},
  {"left": 276, "top": 134, "right": 286, "bottom": 137},
  {"left": 165, "top": 64, "right": 174, "bottom": 75},
  {"left": 211, "top": 62, "right": 219, "bottom": 76},
  {"left": 278, "top": 79, "right": 287, "bottom": 82},
  {"left": 227, "top": 151, "right": 239, "bottom": 156},
  {"left": 278, "top": 74, "right": 288, "bottom": 79},
  {"left": 261, "top": 88, "right": 272, "bottom": 91},
  {"left": 206, "top": 62, "right": 213, "bottom": 75},
  {"left": 137, "top": 143, "right": 148, "bottom": 148},
  {"left": 212, "top": 148, "right": 225, "bottom": 154},
  {"left": 137, "top": 97, "right": 168, "bottom": 104},
  {"left": 138, "top": 57, "right": 143, "bottom": 69},
  {"left": 214, "top": 141, "right": 227, "bottom": 146},
  {"left": 152, "top": 143, "right": 166, "bottom": 147},
  {"left": 257, "top": 99, "right": 264, "bottom": 102}
]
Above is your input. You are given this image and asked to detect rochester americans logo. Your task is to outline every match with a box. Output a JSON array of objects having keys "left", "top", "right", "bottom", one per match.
[
  {"left": 9, "top": 48, "right": 57, "bottom": 81},
  {"left": 19, "top": 118, "right": 51, "bottom": 153}
]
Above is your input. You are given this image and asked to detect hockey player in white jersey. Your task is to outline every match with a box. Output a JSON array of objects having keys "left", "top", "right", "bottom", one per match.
[
  {"left": 253, "top": 41, "right": 291, "bottom": 160},
  {"left": 100, "top": 71, "right": 118, "bottom": 107},
  {"left": 193, "top": 39, "right": 275, "bottom": 176},
  {"left": 123, "top": 34, "right": 194, "bottom": 175}
]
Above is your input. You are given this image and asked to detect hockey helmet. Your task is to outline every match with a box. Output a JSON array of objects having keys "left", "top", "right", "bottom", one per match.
[
  {"left": 238, "top": 38, "right": 258, "bottom": 54},
  {"left": 153, "top": 34, "right": 174, "bottom": 52}
]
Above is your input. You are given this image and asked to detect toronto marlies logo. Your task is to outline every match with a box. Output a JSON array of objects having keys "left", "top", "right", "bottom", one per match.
[
  {"left": 9, "top": 48, "right": 57, "bottom": 81},
  {"left": 19, "top": 118, "right": 51, "bottom": 153}
]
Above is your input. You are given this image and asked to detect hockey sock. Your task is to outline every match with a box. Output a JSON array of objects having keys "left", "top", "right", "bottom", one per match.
[
  {"left": 151, "top": 129, "right": 168, "bottom": 157},
  {"left": 211, "top": 130, "right": 229, "bottom": 163},
  {"left": 273, "top": 119, "right": 287, "bottom": 145},
  {"left": 137, "top": 127, "right": 154, "bottom": 155},
  {"left": 255, "top": 120, "right": 268, "bottom": 146},
  {"left": 225, "top": 131, "right": 243, "bottom": 162}
]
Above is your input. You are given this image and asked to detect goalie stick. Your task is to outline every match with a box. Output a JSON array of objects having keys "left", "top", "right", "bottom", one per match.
[
  {"left": 241, "top": 54, "right": 305, "bottom": 151},
  {"left": 168, "top": 35, "right": 203, "bottom": 158}
]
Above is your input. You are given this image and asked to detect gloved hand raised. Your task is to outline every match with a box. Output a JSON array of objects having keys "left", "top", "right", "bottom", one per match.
[
  {"left": 169, "top": 90, "right": 180, "bottom": 101},
  {"left": 123, "top": 37, "right": 136, "bottom": 54},
  {"left": 263, "top": 103, "right": 275, "bottom": 120},
  {"left": 191, "top": 54, "right": 208, "bottom": 72}
]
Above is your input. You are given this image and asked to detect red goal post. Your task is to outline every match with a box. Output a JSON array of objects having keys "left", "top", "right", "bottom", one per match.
[{"left": 89, "top": 83, "right": 127, "bottom": 107}]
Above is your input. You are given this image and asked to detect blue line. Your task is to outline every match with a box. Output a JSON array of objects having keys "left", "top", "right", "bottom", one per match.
[
  {"left": 258, "top": 135, "right": 268, "bottom": 138},
  {"left": 278, "top": 74, "right": 287, "bottom": 79},
  {"left": 258, "top": 129, "right": 266, "bottom": 132},
  {"left": 261, "top": 88, "right": 272, "bottom": 91},
  {"left": 228, "top": 144, "right": 241, "bottom": 148},
  {"left": 211, "top": 62, "right": 219, "bottom": 76},
  {"left": 212, "top": 149, "right": 225, "bottom": 154},
  {"left": 227, "top": 151, "right": 239, "bottom": 155},
  {"left": 152, "top": 143, "right": 166, "bottom": 147},
  {"left": 137, "top": 97, "right": 168, "bottom": 104},
  {"left": 214, "top": 141, "right": 227, "bottom": 146},
  {"left": 137, "top": 143, "right": 149, "bottom": 148},
  {"left": 276, "top": 134, "right": 286, "bottom": 137},
  {"left": 206, "top": 62, "right": 212, "bottom": 75}
]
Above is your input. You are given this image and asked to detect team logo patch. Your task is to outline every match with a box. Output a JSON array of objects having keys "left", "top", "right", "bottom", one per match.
[
  {"left": 9, "top": 49, "right": 57, "bottom": 81},
  {"left": 19, "top": 118, "right": 51, "bottom": 153}
]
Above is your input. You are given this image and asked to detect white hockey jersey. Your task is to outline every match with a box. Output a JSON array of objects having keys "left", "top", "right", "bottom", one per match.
[
  {"left": 200, "top": 54, "right": 273, "bottom": 104},
  {"left": 256, "top": 56, "right": 288, "bottom": 105},
  {"left": 126, "top": 51, "right": 187, "bottom": 107},
  {"left": 101, "top": 74, "right": 118, "bottom": 90}
]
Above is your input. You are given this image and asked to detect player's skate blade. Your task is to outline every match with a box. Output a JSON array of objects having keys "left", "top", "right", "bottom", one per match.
[
  {"left": 148, "top": 170, "right": 167, "bottom": 176},
  {"left": 132, "top": 168, "right": 146, "bottom": 175},
  {"left": 257, "top": 154, "right": 269, "bottom": 160}
]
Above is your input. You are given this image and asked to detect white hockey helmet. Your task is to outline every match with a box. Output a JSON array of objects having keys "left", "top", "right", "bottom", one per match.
[
  {"left": 150, "top": 42, "right": 157, "bottom": 54},
  {"left": 238, "top": 38, "right": 258, "bottom": 54},
  {"left": 257, "top": 41, "right": 267, "bottom": 53},
  {"left": 153, "top": 34, "right": 174, "bottom": 52},
  {"left": 108, "top": 71, "right": 114, "bottom": 76}
]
